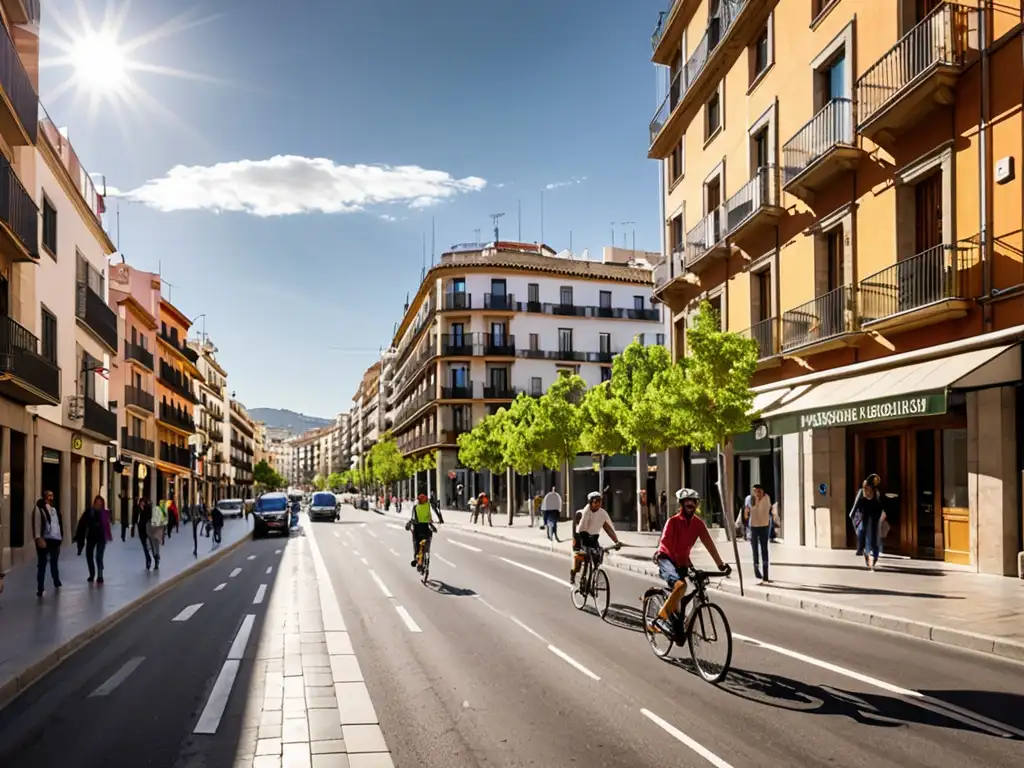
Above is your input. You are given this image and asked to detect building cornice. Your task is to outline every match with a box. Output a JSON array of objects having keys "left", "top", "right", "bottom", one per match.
[{"left": 38, "top": 132, "right": 117, "bottom": 254}]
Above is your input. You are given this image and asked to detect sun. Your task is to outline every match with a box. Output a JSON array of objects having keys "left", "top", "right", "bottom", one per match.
[{"left": 69, "top": 30, "right": 129, "bottom": 95}]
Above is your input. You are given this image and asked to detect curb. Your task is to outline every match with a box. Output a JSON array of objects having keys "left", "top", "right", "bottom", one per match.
[
  {"left": 0, "top": 531, "right": 252, "bottom": 710},
  {"left": 427, "top": 516, "right": 1024, "bottom": 665}
]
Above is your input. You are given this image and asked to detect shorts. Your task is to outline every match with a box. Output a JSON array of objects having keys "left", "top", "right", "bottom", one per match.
[
  {"left": 657, "top": 557, "right": 684, "bottom": 588},
  {"left": 412, "top": 522, "right": 433, "bottom": 542},
  {"left": 572, "top": 532, "right": 599, "bottom": 552}
]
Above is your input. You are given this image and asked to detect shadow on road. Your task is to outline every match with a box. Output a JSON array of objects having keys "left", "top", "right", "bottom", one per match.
[
  {"left": 601, "top": 603, "right": 646, "bottom": 633},
  {"left": 771, "top": 562, "right": 953, "bottom": 577},
  {"left": 424, "top": 580, "right": 477, "bottom": 597},
  {"left": 768, "top": 583, "right": 963, "bottom": 600}
]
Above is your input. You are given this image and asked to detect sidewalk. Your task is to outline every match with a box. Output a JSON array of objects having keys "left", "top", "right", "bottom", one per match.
[
  {"left": 0, "top": 517, "right": 252, "bottom": 707},
  {"left": 379, "top": 505, "right": 1024, "bottom": 663}
]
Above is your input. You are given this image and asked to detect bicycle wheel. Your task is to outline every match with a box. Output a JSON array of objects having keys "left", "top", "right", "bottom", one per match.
[
  {"left": 421, "top": 549, "right": 430, "bottom": 584},
  {"left": 571, "top": 562, "right": 588, "bottom": 610},
  {"left": 642, "top": 592, "right": 674, "bottom": 658},
  {"left": 686, "top": 601, "right": 733, "bottom": 684},
  {"left": 593, "top": 568, "right": 610, "bottom": 618}
]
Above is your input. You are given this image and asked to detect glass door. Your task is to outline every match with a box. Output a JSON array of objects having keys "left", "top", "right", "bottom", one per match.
[{"left": 863, "top": 434, "right": 906, "bottom": 553}]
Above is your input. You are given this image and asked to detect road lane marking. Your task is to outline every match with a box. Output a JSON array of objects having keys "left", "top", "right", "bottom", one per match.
[
  {"left": 194, "top": 660, "right": 240, "bottom": 734},
  {"left": 265, "top": 566, "right": 272, "bottom": 575},
  {"left": 548, "top": 645, "right": 600, "bottom": 681},
  {"left": 497, "top": 557, "right": 568, "bottom": 586},
  {"left": 395, "top": 605, "right": 422, "bottom": 632},
  {"left": 345, "top": 531, "right": 356, "bottom": 541},
  {"left": 89, "top": 657, "right": 145, "bottom": 697},
  {"left": 342, "top": 540, "right": 350, "bottom": 548},
  {"left": 253, "top": 584, "right": 267, "bottom": 604},
  {"left": 641, "top": 709, "right": 733, "bottom": 768},
  {"left": 449, "top": 539, "right": 482, "bottom": 553},
  {"left": 229, "top": 567, "right": 242, "bottom": 578},
  {"left": 367, "top": 530, "right": 378, "bottom": 538},
  {"left": 388, "top": 548, "right": 399, "bottom": 557},
  {"left": 509, "top": 615, "right": 546, "bottom": 642},
  {"left": 213, "top": 583, "right": 226, "bottom": 591},
  {"left": 433, "top": 554, "right": 457, "bottom": 568},
  {"left": 247, "top": 555, "right": 256, "bottom": 560},
  {"left": 360, "top": 557, "right": 369, "bottom": 565},
  {"left": 735, "top": 633, "right": 1024, "bottom": 739},
  {"left": 228, "top": 614, "right": 256, "bottom": 660},
  {"left": 333, "top": 531, "right": 341, "bottom": 538},
  {"left": 353, "top": 549, "right": 361, "bottom": 556},
  {"left": 172, "top": 603, "right": 203, "bottom": 622},
  {"left": 369, "top": 570, "right": 393, "bottom": 598},
  {"left": 387, "top": 524, "right": 404, "bottom": 531},
  {"left": 275, "top": 549, "right": 282, "bottom": 554}
]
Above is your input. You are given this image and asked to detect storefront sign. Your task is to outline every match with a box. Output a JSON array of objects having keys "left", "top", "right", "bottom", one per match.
[{"left": 768, "top": 392, "right": 947, "bottom": 435}]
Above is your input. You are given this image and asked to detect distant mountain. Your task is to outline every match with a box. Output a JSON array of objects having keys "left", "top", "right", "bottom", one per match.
[{"left": 249, "top": 408, "right": 332, "bottom": 434}]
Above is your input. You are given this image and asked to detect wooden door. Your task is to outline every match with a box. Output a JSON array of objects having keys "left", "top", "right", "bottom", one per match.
[{"left": 861, "top": 433, "right": 909, "bottom": 554}]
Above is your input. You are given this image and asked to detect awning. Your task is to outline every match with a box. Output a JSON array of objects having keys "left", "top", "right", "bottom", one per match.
[{"left": 762, "top": 343, "right": 1021, "bottom": 435}]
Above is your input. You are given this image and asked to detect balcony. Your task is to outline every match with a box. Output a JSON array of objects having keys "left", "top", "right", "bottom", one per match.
[
  {"left": 83, "top": 396, "right": 117, "bottom": 442},
  {"left": 75, "top": 283, "right": 119, "bottom": 353},
  {"left": 548, "top": 349, "right": 587, "bottom": 363},
  {"left": 1, "top": 0, "right": 40, "bottom": 25},
  {"left": 443, "top": 292, "right": 472, "bottom": 311},
  {"left": 125, "top": 341, "right": 154, "bottom": 371},
  {"left": 781, "top": 285, "right": 857, "bottom": 354},
  {"left": 160, "top": 402, "right": 195, "bottom": 433},
  {"left": 209, "top": 428, "right": 225, "bottom": 443},
  {"left": 441, "top": 334, "right": 475, "bottom": 357},
  {"left": 685, "top": 207, "right": 728, "bottom": 271},
  {"left": 652, "top": 242, "right": 697, "bottom": 305},
  {"left": 518, "top": 348, "right": 546, "bottom": 360},
  {"left": 483, "top": 385, "right": 517, "bottom": 399},
  {"left": 441, "top": 383, "right": 476, "bottom": 400},
  {"left": 725, "top": 165, "right": 782, "bottom": 243},
  {"left": 485, "top": 336, "right": 516, "bottom": 356},
  {"left": 649, "top": 0, "right": 770, "bottom": 159},
  {"left": 159, "top": 330, "right": 194, "bottom": 363},
  {"left": 125, "top": 385, "right": 155, "bottom": 414},
  {"left": 782, "top": 98, "right": 860, "bottom": 202},
  {"left": 741, "top": 317, "right": 778, "bottom": 361},
  {"left": 858, "top": 242, "right": 978, "bottom": 333},
  {"left": 484, "top": 293, "right": 516, "bottom": 311},
  {"left": 158, "top": 361, "right": 196, "bottom": 402},
  {"left": 651, "top": 0, "right": 697, "bottom": 64},
  {"left": 394, "top": 388, "right": 438, "bottom": 429},
  {"left": 0, "top": 153, "right": 37, "bottom": 261},
  {"left": 856, "top": 3, "right": 971, "bottom": 143},
  {"left": 121, "top": 428, "right": 154, "bottom": 458},
  {"left": 0, "top": 315, "right": 60, "bottom": 406},
  {"left": 588, "top": 351, "right": 615, "bottom": 364},
  {"left": 0, "top": 20, "right": 37, "bottom": 145},
  {"left": 160, "top": 442, "right": 192, "bottom": 470},
  {"left": 442, "top": 428, "right": 470, "bottom": 445}
]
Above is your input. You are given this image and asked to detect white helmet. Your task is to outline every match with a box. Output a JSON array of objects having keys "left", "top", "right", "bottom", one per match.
[
  {"left": 675, "top": 488, "right": 700, "bottom": 502},
  {"left": 587, "top": 491, "right": 602, "bottom": 501}
]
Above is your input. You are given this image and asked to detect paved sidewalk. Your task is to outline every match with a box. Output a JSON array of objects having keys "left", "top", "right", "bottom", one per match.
[
  {"left": 375, "top": 504, "right": 1024, "bottom": 663},
  {"left": 0, "top": 517, "right": 252, "bottom": 707}
]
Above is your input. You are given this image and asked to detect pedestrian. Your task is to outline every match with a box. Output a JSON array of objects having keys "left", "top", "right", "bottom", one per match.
[
  {"left": 120, "top": 499, "right": 129, "bottom": 542},
  {"left": 659, "top": 490, "right": 668, "bottom": 530},
  {"left": 132, "top": 497, "right": 153, "bottom": 568},
  {"left": 148, "top": 499, "right": 168, "bottom": 570},
  {"left": 34, "top": 490, "right": 63, "bottom": 597},
  {"left": 76, "top": 494, "right": 113, "bottom": 584},
  {"left": 476, "top": 492, "right": 492, "bottom": 527},
  {"left": 541, "top": 486, "right": 562, "bottom": 542},
  {"left": 429, "top": 491, "right": 444, "bottom": 523},
  {"left": 168, "top": 498, "right": 179, "bottom": 537},
  {"left": 851, "top": 476, "right": 885, "bottom": 570},
  {"left": 211, "top": 502, "right": 224, "bottom": 545},
  {"left": 744, "top": 484, "right": 776, "bottom": 584}
]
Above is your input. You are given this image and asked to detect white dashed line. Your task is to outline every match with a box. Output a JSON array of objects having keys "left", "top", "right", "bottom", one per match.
[
  {"left": 172, "top": 603, "right": 203, "bottom": 622},
  {"left": 367, "top": 530, "right": 378, "bottom": 538},
  {"left": 229, "top": 568, "right": 242, "bottom": 578},
  {"left": 265, "top": 566, "right": 272, "bottom": 575},
  {"left": 548, "top": 645, "right": 600, "bottom": 681},
  {"left": 448, "top": 539, "right": 482, "bottom": 553},
  {"left": 641, "top": 709, "right": 733, "bottom": 768},
  {"left": 369, "top": 570, "right": 393, "bottom": 598},
  {"left": 433, "top": 554, "right": 457, "bottom": 568},
  {"left": 509, "top": 615, "right": 547, "bottom": 642},
  {"left": 360, "top": 557, "right": 368, "bottom": 565},
  {"left": 194, "top": 661, "right": 240, "bottom": 734},
  {"left": 388, "top": 548, "right": 399, "bottom": 557},
  {"left": 253, "top": 584, "right": 267, "bottom": 604},
  {"left": 227, "top": 614, "right": 256, "bottom": 660},
  {"left": 345, "top": 531, "right": 356, "bottom": 541},
  {"left": 274, "top": 549, "right": 282, "bottom": 554},
  {"left": 394, "top": 605, "right": 422, "bottom": 633},
  {"left": 333, "top": 531, "right": 341, "bottom": 538},
  {"left": 247, "top": 555, "right": 256, "bottom": 560},
  {"left": 341, "top": 540, "right": 349, "bottom": 548},
  {"left": 89, "top": 657, "right": 145, "bottom": 697},
  {"left": 387, "top": 524, "right": 404, "bottom": 530},
  {"left": 213, "top": 583, "right": 226, "bottom": 592},
  {"left": 497, "top": 557, "right": 568, "bottom": 586},
  {"left": 353, "top": 549, "right": 361, "bottom": 556}
]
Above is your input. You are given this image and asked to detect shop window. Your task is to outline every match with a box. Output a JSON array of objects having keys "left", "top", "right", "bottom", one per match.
[{"left": 941, "top": 428, "right": 968, "bottom": 508}]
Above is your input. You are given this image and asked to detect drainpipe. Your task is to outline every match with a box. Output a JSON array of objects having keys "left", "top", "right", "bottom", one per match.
[{"left": 979, "top": 1, "right": 993, "bottom": 332}]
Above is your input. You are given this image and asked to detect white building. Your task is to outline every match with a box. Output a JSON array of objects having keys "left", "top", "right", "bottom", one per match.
[
  {"left": 389, "top": 241, "right": 663, "bottom": 503},
  {"left": 189, "top": 338, "right": 229, "bottom": 503}
]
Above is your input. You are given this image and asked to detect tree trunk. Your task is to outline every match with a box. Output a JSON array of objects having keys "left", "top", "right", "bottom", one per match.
[
  {"left": 716, "top": 438, "right": 744, "bottom": 596},
  {"left": 563, "top": 459, "right": 571, "bottom": 520},
  {"left": 507, "top": 466, "right": 515, "bottom": 525},
  {"left": 636, "top": 446, "right": 649, "bottom": 532}
]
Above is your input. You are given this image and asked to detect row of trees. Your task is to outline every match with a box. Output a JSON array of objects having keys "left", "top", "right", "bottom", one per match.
[{"left": 316, "top": 440, "right": 437, "bottom": 498}]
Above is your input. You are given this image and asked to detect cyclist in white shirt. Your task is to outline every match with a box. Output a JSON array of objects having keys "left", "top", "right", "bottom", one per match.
[{"left": 570, "top": 491, "right": 621, "bottom": 584}]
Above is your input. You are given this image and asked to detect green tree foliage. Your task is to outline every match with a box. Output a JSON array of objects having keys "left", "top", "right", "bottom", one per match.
[
  {"left": 253, "top": 459, "right": 285, "bottom": 491},
  {"left": 613, "top": 341, "right": 688, "bottom": 453},
  {"left": 580, "top": 382, "right": 630, "bottom": 456},
  {"left": 367, "top": 432, "right": 409, "bottom": 488},
  {"left": 326, "top": 472, "right": 345, "bottom": 490},
  {"left": 457, "top": 409, "right": 509, "bottom": 475},
  {"left": 503, "top": 394, "right": 543, "bottom": 475},
  {"left": 532, "top": 372, "right": 587, "bottom": 510},
  {"left": 312, "top": 474, "right": 327, "bottom": 491}
]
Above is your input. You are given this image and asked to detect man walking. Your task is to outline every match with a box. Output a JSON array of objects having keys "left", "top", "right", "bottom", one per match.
[
  {"left": 132, "top": 497, "right": 153, "bottom": 568},
  {"left": 744, "top": 484, "right": 775, "bottom": 584},
  {"left": 541, "top": 486, "right": 562, "bottom": 542},
  {"left": 149, "top": 499, "right": 168, "bottom": 570},
  {"left": 35, "top": 490, "right": 63, "bottom": 597}
]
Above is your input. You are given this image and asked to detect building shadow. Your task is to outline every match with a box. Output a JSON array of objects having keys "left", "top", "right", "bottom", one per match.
[
  {"left": 766, "top": 582, "right": 964, "bottom": 600},
  {"left": 770, "top": 562, "right": 952, "bottom": 577}
]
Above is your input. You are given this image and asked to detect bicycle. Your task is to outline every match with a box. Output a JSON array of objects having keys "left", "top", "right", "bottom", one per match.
[
  {"left": 417, "top": 536, "right": 431, "bottom": 584},
  {"left": 570, "top": 544, "right": 617, "bottom": 618},
  {"left": 641, "top": 567, "right": 733, "bottom": 684}
]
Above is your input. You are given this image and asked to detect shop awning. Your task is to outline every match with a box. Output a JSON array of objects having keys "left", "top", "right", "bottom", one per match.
[{"left": 761, "top": 343, "right": 1021, "bottom": 435}]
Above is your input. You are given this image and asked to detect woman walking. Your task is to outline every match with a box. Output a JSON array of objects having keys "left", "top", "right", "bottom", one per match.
[
  {"left": 76, "top": 495, "right": 113, "bottom": 583},
  {"left": 851, "top": 476, "right": 885, "bottom": 570},
  {"left": 148, "top": 500, "right": 169, "bottom": 570},
  {"left": 35, "top": 490, "right": 63, "bottom": 597},
  {"left": 132, "top": 497, "right": 154, "bottom": 569}
]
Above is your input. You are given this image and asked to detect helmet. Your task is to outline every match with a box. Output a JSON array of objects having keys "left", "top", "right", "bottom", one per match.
[
  {"left": 675, "top": 488, "right": 700, "bottom": 502},
  {"left": 587, "top": 491, "right": 602, "bottom": 501}
]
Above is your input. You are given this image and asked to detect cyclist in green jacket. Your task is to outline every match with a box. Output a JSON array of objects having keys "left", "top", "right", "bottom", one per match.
[{"left": 405, "top": 491, "right": 440, "bottom": 571}]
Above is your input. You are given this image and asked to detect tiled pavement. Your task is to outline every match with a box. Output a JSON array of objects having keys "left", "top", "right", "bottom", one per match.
[{"left": 232, "top": 523, "right": 393, "bottom": 768}]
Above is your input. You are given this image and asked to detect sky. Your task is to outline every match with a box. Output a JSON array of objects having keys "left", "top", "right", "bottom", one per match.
[{"left": 39, "top": 0, "right": 667, "bottom": 419}]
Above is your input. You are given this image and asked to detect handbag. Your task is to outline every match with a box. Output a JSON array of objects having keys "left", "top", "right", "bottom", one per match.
[{"left": 879, "top": 518, "right": 891, "bottom": 539}]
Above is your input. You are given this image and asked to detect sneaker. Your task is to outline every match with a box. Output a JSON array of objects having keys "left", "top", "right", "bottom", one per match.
[
  {"left": 97, "top": 576, "right": 104, "bottom": 585},
  {"left": 651, "top": 617, "right": 673, "bottom": 636},
  {"left": 87, "top": 576, "right": 94, "bottom": 583},
  {"left": 54, "top": 581, "right": 62, "bottom": 589},
  {"left": 569, "top": 572, "right": 576, "bottom": 585}
]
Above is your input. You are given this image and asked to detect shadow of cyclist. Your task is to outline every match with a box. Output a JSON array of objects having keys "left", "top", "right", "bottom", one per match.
[{"left": 423, "top": 580, "right": 477, "bottom": 597}]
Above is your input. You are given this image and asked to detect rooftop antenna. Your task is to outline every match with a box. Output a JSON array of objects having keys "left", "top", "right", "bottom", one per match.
[
  {"left": 431, "top": 216, "right": 436, "bottom": 267},
  {"left": 421, "top": 232, "right": 426, "bottom": 281},
  {"left": 490, "top": 212, "right": 505, "bottom": 242},
  {"left": 473, "top": 228, "right": 481, "bottom": 242}
]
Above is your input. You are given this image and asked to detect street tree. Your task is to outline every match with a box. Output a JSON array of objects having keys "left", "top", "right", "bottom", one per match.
[
  {"left": 326, "top": 472, "right": 345, "bottom": 491},
  {"left": 368, "top": 432, "right": 408, "bottom": 495},
  {"left": 312, "top": 474, "right": 327, "bottom": 491},
  {"left": 677, "top": 299, "right": 759, "bottom": 594},
  {"left": 457, "top": 408, "right": 509, "bottom": 503},
  {"left": 532, "top": 372, "right": 587, "bottom": 514},
  {"left": 502, "top": 393, "right": 544, "bottom": 523},
  {"left": 253, "top": 459, "right": 282, "bottom": 491},
  {"left": 580, "top": 381, "right": 629, "bottom": 494}
]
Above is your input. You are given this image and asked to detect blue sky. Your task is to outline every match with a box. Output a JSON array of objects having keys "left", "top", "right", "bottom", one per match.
[{"left": 40, "top": 0, "right": 666, "bottom": 419}]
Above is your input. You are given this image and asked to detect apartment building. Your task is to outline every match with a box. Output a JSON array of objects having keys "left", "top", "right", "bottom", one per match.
[
  {"left": 332, "top": 412, "right": 351, "bottom": 474},
  {"left": 228, "top": 398, "right": 256, "bottom": 498},
  {"left": 152, "top": 297, "right": 198, "bottom": 504},
  {"left": 388, "top": 241, "right": 662, "bottom": 504},
  {"left": 190, "top": 338, "right": 229, "bottom": 504},
  {"left": 649, "top": 0, "right": 1024, "bottom": 574},
  {"left": 349, "top": 361, "right": 382, "bottom": 475}
]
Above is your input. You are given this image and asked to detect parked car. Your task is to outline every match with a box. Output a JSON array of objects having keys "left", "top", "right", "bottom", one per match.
[
  {"left": 309, "top": 491, "right": 339, "bottom": 522},
  {"left": 216, "top": 498, "right": 244, "bottom": 519},
  {"left": 253, "top": 492, "right": 291, "bottom": 538}
]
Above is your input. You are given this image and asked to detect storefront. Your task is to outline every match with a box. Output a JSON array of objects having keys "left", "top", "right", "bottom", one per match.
[{"left": 757, "top": 339, "right": 1022, "bottom": 574}]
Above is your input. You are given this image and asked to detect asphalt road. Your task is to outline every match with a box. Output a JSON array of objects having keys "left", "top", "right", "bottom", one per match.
[
  {"left": 317, "top": 505, "right": 1024, "bottom": 768},
  {"left": 0, "top": 531, "right": 290, "bottom": 768}
]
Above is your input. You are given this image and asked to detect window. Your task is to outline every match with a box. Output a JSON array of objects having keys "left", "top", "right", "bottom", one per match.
[
  {"left": 490, "top": 279, "right": 507, "bottom": 298},
  {"left": 77, "top": 252, "right": 104, "bottom": 295},
  {"left": 42, "top": 197, "right": 57, "bottom": 257},
  {"left": 599, "top": 291, "right": 612, "bottom": 309},
  {"left": 670, "top": 139, "right": 684, "bottom": 184},
  {"left": 752, "top": 128, "right": 769, "bottom": 171},
  {"left": 656, "top": 333, "right": 666, "bottom": 346},
  {"left": 528, "top": 283, "right": 539, "bottom": 303},
  {"left": 450, "top": 323, "right": 464, "bottom": 344},
  {"left": 559, "top": 286, "right": 573, "bottom": 306},
  {"left": 490, "top": 322, "right": 506, "bottom": 345},
  {"left": 671, "top": 215, "right": 684, "bottom": 253},
  {"left": 81, "top": 350, "right": 100, "bottom": 401},
  {"left": 41, "top": 308, "right": 57, "bottom": 363},
  {"left": 914, "top": 173, "right": 943, "bottom": 253},
  {"left": 634, "top": 296, "right": 645, "bottom": 310},
  {"left": 0, "top": 275, "right": 7, "bottom": 317},
  {"left": 529, "top": 333, "right": 539, "bottom": 351},
  {"left": 599, "top": 333, "right": 611, "bottom": 353},
  {"left": 705, "top": 92, "right": 721, "bottom": 139},
  {"left": 755, "top": 269, "right": 772, "bottom": 322},
  {"left": 636, "top": 333, "right": 646, "bottom": 346},
  {"left": 531, "top": 377, "right": 542, "bottom": 396},
  {"left": 751, "top": 23, "right": 770, "bottom": 84},
  {"left": 600, "top": 366, "right": 612, "bottom": 383},
  {"left": 826, "top": 228, "right": 843, "bottom": 292},
  {"left": 942, "top": 428, "right": 968, "bottom": 508},
  {"left": 558, "top": 328, "right": 573, "bottom": 352}
]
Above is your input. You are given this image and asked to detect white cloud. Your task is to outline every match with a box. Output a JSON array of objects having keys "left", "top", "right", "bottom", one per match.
[
  {"left": 379, "top": 214, "right": 398, "bottom": 222},
  {"left": 496, "top": 182, "right": 506, "bottom": 188},
  {"left": 544, "top": 176, "right": 586, "bottom": 191},
  {"left": 116, "top": 156, "right": 487, "bottom": 217}
]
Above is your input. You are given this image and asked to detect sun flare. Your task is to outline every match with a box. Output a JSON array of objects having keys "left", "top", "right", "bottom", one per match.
[{"left": 69, "top": 30, "right": 129, "bottom": 95}]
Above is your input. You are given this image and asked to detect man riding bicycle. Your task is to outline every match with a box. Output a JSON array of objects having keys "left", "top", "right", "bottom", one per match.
[
  {"left": 570, "top": 491, "right": 622, "bottom": 585},
  {"left": 650, "top": 488, "right": 730, "bottom": 633},
  {"left": 406, "top": 491, "right": 440, "bottom": 572}
]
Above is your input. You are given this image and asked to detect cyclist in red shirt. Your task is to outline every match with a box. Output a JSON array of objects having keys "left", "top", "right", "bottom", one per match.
[{"left": 652, "top": 488, "right": 730, "bottom": 632}]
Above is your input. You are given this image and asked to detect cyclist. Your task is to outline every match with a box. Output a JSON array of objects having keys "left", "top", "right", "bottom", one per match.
[
  {"left": 570, "top": 491, "right": 621, "bottom": 585},
  {"left": 405, "top": 491, "right": 440, "bottom": 572},
  {"left": 650, "top": 488, "right": 730, "bottom": 633}
]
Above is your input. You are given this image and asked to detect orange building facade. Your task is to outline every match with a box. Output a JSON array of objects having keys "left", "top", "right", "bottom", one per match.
[
  {"left": 155, "top": 298, "right": 198, "bottom": 505},
  {"left": 650, "top": 0, "right": 1024, "bottom": 574}
]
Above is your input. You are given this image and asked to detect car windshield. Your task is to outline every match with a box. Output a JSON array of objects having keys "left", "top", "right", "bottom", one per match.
[
  {"left": 312, "top": 493, "right": 335, "bottom": 508},
  {"left": 256, "top": 496, "right": 288, "bottom": 513},
  {"left": 217, "top": 501, "right": 241, "bottom": 511}
]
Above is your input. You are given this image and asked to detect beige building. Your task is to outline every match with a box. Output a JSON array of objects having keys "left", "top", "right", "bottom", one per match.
[
  {"left": 228, "top": 398, "right": 256, "bottom": 498},
  {"left": 190, "top": 338, "right": 229, "bottom": 504}
]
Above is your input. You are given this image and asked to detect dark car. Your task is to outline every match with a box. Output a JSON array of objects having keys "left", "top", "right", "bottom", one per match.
[
  {"left": 309, "top": 492, "right": 339, "bottom": 522},
  {"left": 253, "top": 492, "right": 290, "bottom": 538}
]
